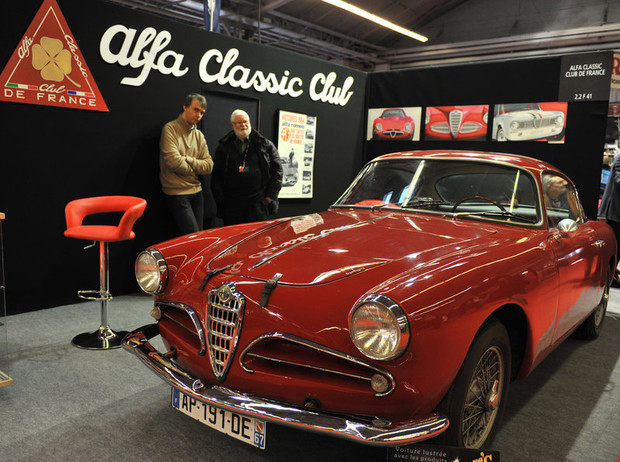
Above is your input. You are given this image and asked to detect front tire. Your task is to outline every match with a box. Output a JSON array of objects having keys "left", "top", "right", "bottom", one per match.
[{"left": 436, "top": 318, "right": 511, "bottom": 449}]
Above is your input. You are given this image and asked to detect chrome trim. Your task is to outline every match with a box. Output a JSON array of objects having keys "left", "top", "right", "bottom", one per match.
[
  {"left": 122, "top": 325, "right": 449, "bottom": 446},
  {"left": 210, "top": 218, "right": 294, "bottom": 263},
  {"left": 448, "top": 110, "right": 463, "bottom": 137},
  {"left": 252, "top": 216, "right": 392, "bottom": 268},
  {"left": 239, "top": 332, "right": 397, "bottom": 397},
  {"left": 158, "top": 301, "right": 207, "bottom": 356},
  {"left": 207, "top": 282, "right": 245, "bottom": 381}
]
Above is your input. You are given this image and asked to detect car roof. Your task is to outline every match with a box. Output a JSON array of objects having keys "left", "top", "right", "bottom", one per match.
[{"left": 374, "top": 150, "right": 558, "bottom": 173}]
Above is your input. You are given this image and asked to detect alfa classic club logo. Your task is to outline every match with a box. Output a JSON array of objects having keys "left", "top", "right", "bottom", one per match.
[{"left": 0, "top": 0, "right": 108, "bottom": 111}]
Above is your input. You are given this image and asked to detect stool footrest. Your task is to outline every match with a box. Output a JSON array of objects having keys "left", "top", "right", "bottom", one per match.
[
  {"left": 72, "top": 326, "right": 128, "bottom": 350},
  {"left": 77, "top": 289, "right": 113, "bottom": 301}
]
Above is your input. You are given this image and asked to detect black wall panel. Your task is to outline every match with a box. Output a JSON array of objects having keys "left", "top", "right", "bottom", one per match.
[
  {"left": 0, "top": 0, "right": 609, "bottom": 315},
  {"left": 366, "top": 57, "right": 608, "bottom": 222}
]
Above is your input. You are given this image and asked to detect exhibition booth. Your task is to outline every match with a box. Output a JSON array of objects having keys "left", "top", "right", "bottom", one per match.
[
  {"left": 0, "top": 0, "right": 611, "bottom": 314},
  {"left": 0, "top": 0, "right": 618, "bottom": 460}
]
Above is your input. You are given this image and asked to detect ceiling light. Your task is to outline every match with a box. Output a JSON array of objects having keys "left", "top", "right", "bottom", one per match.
[{"left": 322, "top": 0, "right": 428, "bottom": 43}]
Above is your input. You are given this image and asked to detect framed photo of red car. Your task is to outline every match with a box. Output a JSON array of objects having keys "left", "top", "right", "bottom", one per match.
[
  {"left": 368, "top": 107, "right": 422, "bottom": 141},
  {"left": 424, "top": 105, "right": 489, "bottom": 141}
]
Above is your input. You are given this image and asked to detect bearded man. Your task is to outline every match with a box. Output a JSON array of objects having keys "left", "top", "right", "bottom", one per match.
[{"left": 211, "top": 109, "right": 283, "bottom": 225}]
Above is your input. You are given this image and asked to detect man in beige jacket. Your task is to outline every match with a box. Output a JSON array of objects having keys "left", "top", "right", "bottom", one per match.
[{"left": 160, "top": 93, "right": 214, "bottom": 235}]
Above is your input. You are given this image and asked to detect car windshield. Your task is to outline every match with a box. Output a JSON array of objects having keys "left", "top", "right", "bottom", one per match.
[
  {"left": 381, "top": 109, "right": 405, "bottom": 118},
  {"left": 500, "top": 103, "right": 542, "bottom": 113},
  {"left": 333, "top": 158, "right": 541, "bottom": 225}
]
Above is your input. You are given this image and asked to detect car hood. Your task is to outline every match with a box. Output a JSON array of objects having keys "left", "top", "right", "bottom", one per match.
[
  {"left": 502, "top": 109, "right": 561, "bottom": 120},
  {"left": 204, "top": 210, "right": 498, "bottom": 286},
  {"left": 377, "top": 116, "right": 410, "bottom": 123}
]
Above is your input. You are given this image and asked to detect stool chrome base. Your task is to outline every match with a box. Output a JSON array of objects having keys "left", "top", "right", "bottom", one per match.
[{"left": 71, "top": 326, "right": 129, "bottom": 350}]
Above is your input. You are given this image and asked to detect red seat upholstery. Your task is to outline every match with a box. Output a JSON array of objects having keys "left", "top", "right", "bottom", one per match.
[{"left": 64, "top": 196, "right": 147, "bottom": 242}]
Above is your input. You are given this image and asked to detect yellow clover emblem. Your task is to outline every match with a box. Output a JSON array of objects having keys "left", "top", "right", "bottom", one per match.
[{"left": 32, "top": 36, "right": 79, "bottom": 86}]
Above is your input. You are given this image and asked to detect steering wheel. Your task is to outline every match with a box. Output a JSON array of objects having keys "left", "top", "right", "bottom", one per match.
[{"left": 451, "top": 195, "right": 506, "bottom": 213}]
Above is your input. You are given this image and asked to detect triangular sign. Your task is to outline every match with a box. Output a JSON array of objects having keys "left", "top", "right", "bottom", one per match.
[{"left": 0, "top": 0, "right": 108, "bottom": 112}]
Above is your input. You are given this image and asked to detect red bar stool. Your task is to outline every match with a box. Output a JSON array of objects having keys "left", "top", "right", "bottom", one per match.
[{"left": 64, "top": 196, "right": 147, "bottom": 350}]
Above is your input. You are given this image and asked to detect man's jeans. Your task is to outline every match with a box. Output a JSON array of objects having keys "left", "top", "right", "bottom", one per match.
[{"left": 165, "top": 191, "right": 204, "bottom": 235}]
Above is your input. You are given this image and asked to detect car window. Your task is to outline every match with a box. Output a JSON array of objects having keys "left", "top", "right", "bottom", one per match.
[
  {"left": 542, "top": 172, "right": 582, "bottom": 228},
  {"left": 334, "top": 158, "right": 541, "bottom": 226},
  {"left": 381, "top": 109, "right": 406, "bottom": 118}
]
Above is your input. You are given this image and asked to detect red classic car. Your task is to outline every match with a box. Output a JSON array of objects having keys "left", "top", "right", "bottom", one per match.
[
  {"left": 372, "top": 108, "right": 415, "bottom": 140},
  {"left": 425, "top": 105, "right": 488, "bottom": 140},
  {"left": 126, "top": 150, "right": 615, "bottom": 450}
]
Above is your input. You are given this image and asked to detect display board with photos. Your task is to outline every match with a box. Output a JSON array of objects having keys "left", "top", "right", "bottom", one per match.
[
  {"left": 277, "top": 110, "right": 316, "bottom": 199},
  {"left": 367, "top": 102, "right": 568, "bottom": 143}
]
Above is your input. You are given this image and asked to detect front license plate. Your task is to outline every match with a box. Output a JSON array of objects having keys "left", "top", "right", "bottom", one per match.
[{"left": 171, "top": 388, "right": 266, "bottom": 449}]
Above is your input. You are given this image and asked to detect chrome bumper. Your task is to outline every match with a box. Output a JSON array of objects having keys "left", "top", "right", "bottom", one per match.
[{"left": 122, "top": 324, "right": 449, "bottom": 446}]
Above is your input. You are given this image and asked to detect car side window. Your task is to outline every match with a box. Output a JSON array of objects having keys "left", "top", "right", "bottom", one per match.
[{"left": 542, "top": 173, "right": 581, "bottom": 228}]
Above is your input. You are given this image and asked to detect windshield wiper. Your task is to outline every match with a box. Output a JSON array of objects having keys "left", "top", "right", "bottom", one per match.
[{"left": 451, "top": 210, "right": 537, "bottom": 223}]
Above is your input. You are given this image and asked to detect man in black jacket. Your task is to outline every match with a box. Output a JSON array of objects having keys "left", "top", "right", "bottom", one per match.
[{"left": 211, "top": 109, "right": 283, "bottom": 225}]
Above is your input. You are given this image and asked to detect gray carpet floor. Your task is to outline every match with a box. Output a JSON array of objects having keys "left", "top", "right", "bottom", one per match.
[{"left": 0, "top": 292, "right": 618, "bottom": 461}]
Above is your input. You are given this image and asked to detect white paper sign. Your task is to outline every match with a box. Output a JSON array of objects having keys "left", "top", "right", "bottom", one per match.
[{"left": 277, "top": 110, "right": 316, "bottom": 199}]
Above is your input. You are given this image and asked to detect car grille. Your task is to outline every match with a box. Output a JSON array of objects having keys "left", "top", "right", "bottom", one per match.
[
  {"left": 239, "top": 332, "right": 396, "bottom": 397},
  {"left": 384, "top": 129, "right": 404, "bottom": 137},
  {"left": 517, "top": 118, "right": 555, "bottom": 129},
  {"left": 156, "top": 302, "right": 206, "bottom": 356},
  {"left": 460, "top": 122, "right": 483, "bottom": 134},
  {"left": 449, "top": 110, "right": 463, "bottom": 136},
  {"left": 207, "top": 282, "right": 245, "bottom": 381}
]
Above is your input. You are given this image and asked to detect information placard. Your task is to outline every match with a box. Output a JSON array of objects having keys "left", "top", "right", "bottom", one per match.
[{"left": 558, "top": 52, "right": 613, "bottom": 102}]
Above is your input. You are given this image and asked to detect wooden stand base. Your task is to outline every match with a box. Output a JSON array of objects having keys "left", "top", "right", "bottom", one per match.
[{"left": 0, "top": 369, "right": 13, "bottom": 387}]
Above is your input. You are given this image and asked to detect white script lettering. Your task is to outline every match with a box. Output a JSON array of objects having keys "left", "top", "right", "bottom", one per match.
[
  {"left": 309, "top": 72, "right": 354, "bottom": 106},
  {"left": 99, "top": 25, "right": 188, "bottom": 86},
  {"left": 199, "top": 48, "right": 304, "bottom": 97}
]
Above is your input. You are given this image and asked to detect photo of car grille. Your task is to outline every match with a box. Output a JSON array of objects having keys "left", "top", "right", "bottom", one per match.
[
  {"left": 207, "top": 282, "right": 245, "bottom": 381},
  {"left": 449, "top": 110, "right": 463, "bottom": 136}
]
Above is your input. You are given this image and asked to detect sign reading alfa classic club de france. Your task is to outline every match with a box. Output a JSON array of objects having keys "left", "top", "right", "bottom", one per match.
[{"left": 0, "top": 0, "right": 108, "bottom": 111}]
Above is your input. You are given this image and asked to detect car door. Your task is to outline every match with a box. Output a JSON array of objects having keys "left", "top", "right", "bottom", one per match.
[{"left": 543, "top": 172, "right": 602, "bottom": 343}]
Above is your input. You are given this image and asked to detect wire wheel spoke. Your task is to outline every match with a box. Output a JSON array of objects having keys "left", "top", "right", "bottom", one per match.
[{"left": 462, "top": 347, "right": 504, "bottom": 447}]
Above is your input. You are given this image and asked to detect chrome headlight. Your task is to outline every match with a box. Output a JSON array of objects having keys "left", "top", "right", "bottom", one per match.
[
  {"left": 135, "top": 249, "right": 167, "bottom": 294},
  {"left": 349, "top": 295, "right": 410, "bottom": 361},
  {"left": 375, "top": 122, "right": 383, "bottom": 132}
]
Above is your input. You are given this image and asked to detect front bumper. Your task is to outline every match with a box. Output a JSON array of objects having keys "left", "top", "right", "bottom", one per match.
[{"left": 122, "top": 324, "right": 449, "bottom": 446}]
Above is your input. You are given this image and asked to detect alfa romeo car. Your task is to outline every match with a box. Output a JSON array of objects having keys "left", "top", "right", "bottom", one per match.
[
  {"left": 372, "top": 108, "right": 415, "bottom": 140},
  {"left": 493, "top": 103, "right": 565, "bottom": 142},
  {"left": 425, "top": 105, "right": 488, "bottom": 140},
  {"left": 125, "top": 150, "right": 614, "bottom": 450}
]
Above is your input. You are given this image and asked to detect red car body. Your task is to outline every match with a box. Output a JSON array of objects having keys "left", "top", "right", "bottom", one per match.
[
  {"left": 126, "top": 150, "right": 615, "bottom": 450},
  {"left": 373, "top": 108, "right": 415, "bottom": 140},
  {"left": 425, "top": 105, "right": 488, "bottom": 140}
]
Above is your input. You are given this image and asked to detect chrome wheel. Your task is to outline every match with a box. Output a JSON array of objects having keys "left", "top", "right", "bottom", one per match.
[
  {"left": 435, "top": 318, "right": 510, "bottom": 449},
  {"left": 462, "top": 346, "right": 505, "bottom": 448}
]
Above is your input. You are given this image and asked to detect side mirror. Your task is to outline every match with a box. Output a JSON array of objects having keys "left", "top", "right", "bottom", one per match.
[{"left": 557, "top": 218, "right": 578, "bottom": 234}]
